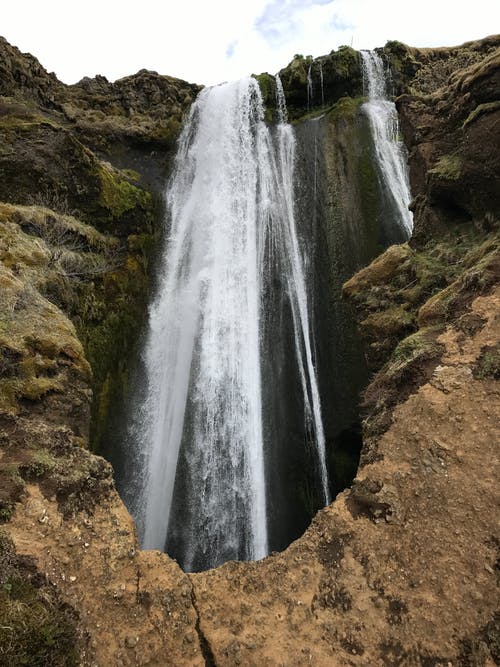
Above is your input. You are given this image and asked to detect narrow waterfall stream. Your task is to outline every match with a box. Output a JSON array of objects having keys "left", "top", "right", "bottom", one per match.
[
  {"left": 307, "top": 65, "right": 313, "bottom": 110},
  {"left": 130, "top": 77, "right": 329, "bottom": 572},
  {"left": 361, "top": 50, "right": 413, "bottom": 238}
]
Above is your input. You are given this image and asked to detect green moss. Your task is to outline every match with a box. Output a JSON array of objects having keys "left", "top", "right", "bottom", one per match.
[
  {"left": 19, "top": 449, "right": 58, "bottom": 479},
  {"left": 384, "top": 40, "right": 407, "bottom": 53},
  {"left": 0, "top": 115, "right": 60, "bottom": 133},
  {"left": 331, "top": 46, "right": 359, "bottom": 76},
  {"left": 252, "top": 73, "right": 276, "bottom": 118},
  {"left": 0, "top": 530, "right": 79, "bottom": 666},
  {"left": 329, "top": 95, "right": 364, "bottom": 120},
  {"left": 151, "top": 117, "right": 182, "bottom": 144},
  {"left": 419, "top": 234, "right": 499, "bottom": 326},
  {"left": 475, "top": 344, "right": 500, "bottom": 379},
  {"left": 120, "top": 168, "right": 141, "bottom": 182},
  {"left": 391, "top": 327, "right": 443, "bottom": 371},
  {"left": 462, "top": 101, "right": 500, "bottom": 128},
  {"left": 97, "top": 163, "right": 152, "bottom": 219},
  {"left": 429, "top": 153, "right": 462, "bottom": 180},
  {"left": 361, "top": 306, "right": 414, "bottom": 337}
]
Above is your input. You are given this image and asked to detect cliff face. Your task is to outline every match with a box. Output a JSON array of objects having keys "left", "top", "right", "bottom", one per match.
[{"left": 0, "top": 35, "right": 499, "bottom": 666}]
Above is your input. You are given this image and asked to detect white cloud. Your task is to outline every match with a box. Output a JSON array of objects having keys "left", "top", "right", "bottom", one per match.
[{"left": 1, "top": 0, "right": 499, "bottom": 86}]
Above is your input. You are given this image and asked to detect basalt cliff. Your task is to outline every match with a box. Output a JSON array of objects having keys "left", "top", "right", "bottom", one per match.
[{"left": 0, "top": 35, "right": 499, "bottom": 666}]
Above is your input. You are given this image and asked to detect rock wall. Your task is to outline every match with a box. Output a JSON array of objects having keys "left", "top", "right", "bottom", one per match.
[{"left": 0, "top": 34, "right": 498, "bottom": 666}]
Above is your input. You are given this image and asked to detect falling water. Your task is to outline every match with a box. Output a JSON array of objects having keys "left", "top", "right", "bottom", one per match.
[
  {"left": 274, "top": 75, "right": 330, "bottom": 506},
  {"left": 307, "top": 65, "right": 314, "bottom": 110},
  {"left": 133, "top": 76, "right": 329, "bottom": 572},
  {"left": 319, "top": 61, "right": 325, "bottom": 106},
  {"left": 360, "top": 50, "right": 413, "bottom": 237}
]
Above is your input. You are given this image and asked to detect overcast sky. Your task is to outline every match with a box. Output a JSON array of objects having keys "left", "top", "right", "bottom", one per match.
[{"left": 2, "top": 0, "right": 499, "bottom": 86}]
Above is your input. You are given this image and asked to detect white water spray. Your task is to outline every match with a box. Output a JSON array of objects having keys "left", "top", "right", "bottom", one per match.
[
  {"left": 134, "top": 76, "right": 330, "bottom": 570},
  {"left": 361, "top": 51, "right": 413, "bottom": 237},
  {"left": 319, "top": 61, "right": 325, "bottom": 106},
  {"left": 275, "top": 76, "right": 330, "bottom": 505},
  {"left": 307, "top": 65, "right": 314, "bottom": 110}
]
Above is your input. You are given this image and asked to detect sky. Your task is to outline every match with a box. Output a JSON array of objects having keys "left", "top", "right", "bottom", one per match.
[{"left": 2, "top": 0, "right": 499, "bottom": 86}]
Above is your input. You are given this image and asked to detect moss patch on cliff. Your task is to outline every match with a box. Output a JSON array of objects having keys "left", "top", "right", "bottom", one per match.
[
  {"left": 0, "top": 530, "right": 80, "bottom": 665},
  {"left": 383, "top": 37, "right": 499, "bottom": 96},
  {"left": 97, "top": 162, "right": 153, "bottom": 219},
  {"left": 429, "top": 153, "right": 462, "bottom": 181},
  {"left": 252, "top": 73, "right": 276, "bottom": 122},
  {"left": 344, "top": 226, "right": 499, "bottom": 369},
  {"left": 265, "top": 45, "right": 362, "bottom": 120},
  {"left": 344, "top": 222, "right": 499, "bottom": 461},
  {"left": 0, "top": 203, "right": 157, "bottom": 455}
]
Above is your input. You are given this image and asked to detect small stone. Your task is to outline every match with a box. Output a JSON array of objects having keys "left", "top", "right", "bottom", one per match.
[
  {"left": 125, "top": 635, "right": 138, "bottom": 648},
  {"left": 69, "top": 576, "right": 76, "bottom": 582},
  {"left": 434, "top": 438, "right": 451, "bottom": 451}
]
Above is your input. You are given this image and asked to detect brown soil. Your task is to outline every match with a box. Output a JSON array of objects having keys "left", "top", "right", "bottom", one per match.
[{"left": 2, "top": 287, "right": 497, "bottom": 666}]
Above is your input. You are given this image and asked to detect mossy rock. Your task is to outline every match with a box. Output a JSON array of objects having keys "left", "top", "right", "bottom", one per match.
[
  {"left": 360, "top": 326, "right": 445, "bottom": 455},
  {"left": 274, "top": 46, "right": 362, "bottom": 120},
  {"left": 252, "top": 73, "right": 276, "bottom": 122},
  {"left": 474, "top": 344, "right": 500, "bottom": 380},
  {"left": 96, "top": 161, "right": 153, "bottom": 219},
  {"left": 0, "top": 530, "right": 80, "bottom": 665},
  {"left": 343, "top": 244, "right": 411, "bottom": 298},
  {"left": 429, "top": 153, "right": 462, "bottom": 181},
  {"left": 360, "top": 306, "right": 414, "bottom": 338}
]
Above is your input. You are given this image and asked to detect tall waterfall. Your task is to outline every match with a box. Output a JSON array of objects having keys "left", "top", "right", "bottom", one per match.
[
  {"left": 132, "top": 77, "right": 329, "bottom": 572},
  {"left": 307, "top": 65, "right": 313, "bottom": 110},
  {"left": 361, "top": 50, "right": 413, "bottom": 237}
]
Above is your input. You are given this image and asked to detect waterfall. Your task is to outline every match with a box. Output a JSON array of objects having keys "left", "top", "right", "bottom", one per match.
[
  {"left": 319, "top": 61, "right": 325, "bottom": 106},
  {"left": 360, "top": 50, "right": 413, "bottom": 237},
  {"left": 274, "top": 76, "right": 330, "bottom": 506},
  {"left": 307, "top": 65, "right": 313, "bottom": 110},
  {"left": 132, "top": 76, "right": 329, "bottom": 572}
]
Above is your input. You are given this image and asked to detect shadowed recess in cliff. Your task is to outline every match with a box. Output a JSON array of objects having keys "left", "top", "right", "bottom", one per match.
[{"left": 123, "top": 77, "right": 330, "bottom": 572}]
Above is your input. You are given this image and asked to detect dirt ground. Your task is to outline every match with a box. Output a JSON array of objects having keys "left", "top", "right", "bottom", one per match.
[{"left": 5, "top": 288, "right": 497, "bottom": 666}]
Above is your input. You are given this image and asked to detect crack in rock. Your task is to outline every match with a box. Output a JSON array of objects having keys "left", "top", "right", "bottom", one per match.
[{"left": 189, "top": 582, "right": 217, "bottom": 667}]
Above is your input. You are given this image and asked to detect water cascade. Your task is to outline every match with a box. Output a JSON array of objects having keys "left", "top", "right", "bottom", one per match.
[
  {"left": 131, "top": 76, "right": 329, "bottom": 572},
  {"left": 274, "top": 75, "right": 330, "bottom": 506},
  {"left": 360, "top": 50, "right": 413, "bottom": 237},
  {"left": 319, "top": 61, "right": 325, "bottom": 106},
  {"left": 307, "top": 65, "right": 314, "bottom": 110}
]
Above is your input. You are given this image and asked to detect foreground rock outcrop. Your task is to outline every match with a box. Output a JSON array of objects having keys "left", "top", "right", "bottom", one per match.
[{"left": 0, "top": 34, "right": 498, "bottom": 665}]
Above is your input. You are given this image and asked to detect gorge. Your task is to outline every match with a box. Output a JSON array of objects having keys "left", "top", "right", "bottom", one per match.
[{"left": 0, "top": 33, "right": 498, "bottom": 666}]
